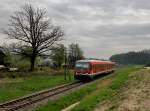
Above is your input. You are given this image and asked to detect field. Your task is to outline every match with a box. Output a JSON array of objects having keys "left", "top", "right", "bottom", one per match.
[
  {"left": 94, "top": 68, "right": 150, "bottom": 111},
  {"left": 34, "top": 66, "right": 140, "bottom": 111},
  {"left": 1, "top": 66, "right": 149, "bottom": 111},
  {"left": 0, "top": 71, "right": 74, "bottom": 103}
]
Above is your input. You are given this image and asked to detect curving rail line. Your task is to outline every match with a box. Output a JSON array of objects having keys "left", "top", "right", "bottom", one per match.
[{"left": 0, "top": 81, "right": 84, "bottom": 111}]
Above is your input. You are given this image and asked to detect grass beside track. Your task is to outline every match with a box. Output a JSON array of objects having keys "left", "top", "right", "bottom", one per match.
[
  {"left": 34, "top": 66, "right": 139, "bottom": 111},
  {"left": 0, "top": 74, "right": 74, "bottom": 103}
]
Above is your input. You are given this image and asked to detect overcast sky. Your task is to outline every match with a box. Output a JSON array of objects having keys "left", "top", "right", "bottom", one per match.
[{"left": 1, "top": 0, "right": 150, "bottom": 59}]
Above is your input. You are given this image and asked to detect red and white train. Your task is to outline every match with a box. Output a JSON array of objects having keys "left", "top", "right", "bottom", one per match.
[{"left": 74, "top": 60, "right": 115, "bottom": 80}]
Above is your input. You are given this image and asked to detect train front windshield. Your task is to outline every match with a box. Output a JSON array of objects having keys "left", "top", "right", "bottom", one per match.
[{"left": 75, "top": 62, "right": 90, "bottom": 70}]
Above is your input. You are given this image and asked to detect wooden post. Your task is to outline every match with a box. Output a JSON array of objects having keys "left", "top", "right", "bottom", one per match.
[{"left": 64, "top": 50, "right": 67, "bottom": 80}]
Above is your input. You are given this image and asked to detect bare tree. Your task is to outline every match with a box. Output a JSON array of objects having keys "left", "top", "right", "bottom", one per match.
[
  {"left": 4, "top": 4, "right": 64, "bottom": 71},
  {"left": 68, "top": 43, "right": 84, "bottom": 68}
]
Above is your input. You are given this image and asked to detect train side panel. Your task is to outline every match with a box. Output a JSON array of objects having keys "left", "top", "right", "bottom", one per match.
[
  {"left": 74, "top": 60, "right": 115, "bottom": 80},
  {"left": 90, "top": 62, "right": 114, "bottom": 76}
]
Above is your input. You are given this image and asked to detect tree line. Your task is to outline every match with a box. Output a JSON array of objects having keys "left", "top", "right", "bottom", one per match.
[
  {"left": 109, "top": 50, "right": 150, "bottom": 65},
  {"left": 50, "top": 43, "right": 84, "bottom": 69},
  {"left": 0, "top": 43, "right": 84, "bottom": 70}
]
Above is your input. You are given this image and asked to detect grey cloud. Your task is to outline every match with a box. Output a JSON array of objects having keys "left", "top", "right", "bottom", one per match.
[
  {"left": 0, "top": 0, "right": 150, "bottom": 58},
  {"left": 95, "top": 23, "right": 150, "bottom": 37}
]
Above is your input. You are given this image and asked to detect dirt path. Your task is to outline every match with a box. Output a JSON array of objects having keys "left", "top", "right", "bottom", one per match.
[
  {"left": 94, "top": 69, "right": 150, "bottom": 111},
  {"left": 61, "top": 102, "right": 80, "bottom": 111}
]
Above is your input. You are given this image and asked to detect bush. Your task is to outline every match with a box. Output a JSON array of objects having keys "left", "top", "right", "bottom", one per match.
[{"left": 16, "top": 60, "right": 30, "bottom": 71}]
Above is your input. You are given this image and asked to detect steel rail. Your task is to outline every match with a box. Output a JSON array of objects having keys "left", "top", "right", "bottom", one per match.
[{"left": 0, "top": 81, "right": 83, "bottom": 111}]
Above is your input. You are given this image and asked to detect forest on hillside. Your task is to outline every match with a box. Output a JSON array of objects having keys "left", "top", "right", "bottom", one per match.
[{"left": 109, "top": 50, "right": 150, "bottom": 65}]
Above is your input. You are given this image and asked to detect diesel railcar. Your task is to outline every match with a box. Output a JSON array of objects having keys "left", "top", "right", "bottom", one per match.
[{"left": 74, "top": 60, "right": 115, "bottom": 80}]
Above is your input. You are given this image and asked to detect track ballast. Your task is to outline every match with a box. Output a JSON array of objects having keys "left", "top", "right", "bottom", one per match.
[{"left": 0, "top": 81, "right": 83, "bottom": 111}]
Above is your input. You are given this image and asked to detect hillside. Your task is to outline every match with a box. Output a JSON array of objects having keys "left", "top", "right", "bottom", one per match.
[
  {"left": 110, "top": 50, "right": 150, "bottom": 65},
  {"left": 95, "top": 69, "right": 150, "bottom": 111}
]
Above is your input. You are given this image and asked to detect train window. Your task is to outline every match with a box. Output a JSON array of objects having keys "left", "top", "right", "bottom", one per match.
[{"left": 75, "top": 62, "right": 90, "bottom": 70}]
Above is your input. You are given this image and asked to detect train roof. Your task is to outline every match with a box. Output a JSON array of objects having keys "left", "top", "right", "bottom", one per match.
[{"left": 76, "top": 60, "right": 115, "bottom": 64}]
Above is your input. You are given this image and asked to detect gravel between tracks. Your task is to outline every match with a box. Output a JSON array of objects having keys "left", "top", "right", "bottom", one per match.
[
  {"left": 19, "top": 79, "right": 100, "bottom": 111},
  {"left": 0, "top": 82, "right": 82, "bottom": 111}
]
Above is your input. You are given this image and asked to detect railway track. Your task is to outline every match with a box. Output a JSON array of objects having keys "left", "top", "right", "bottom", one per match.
[{"left": 0, "top": 81, "right": 84, "bottom": 111}]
